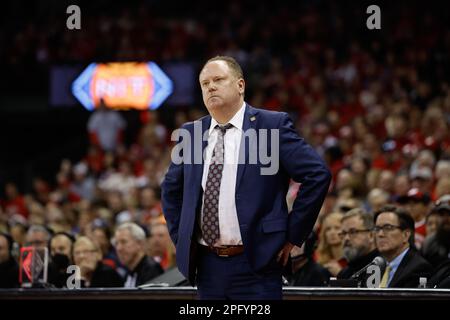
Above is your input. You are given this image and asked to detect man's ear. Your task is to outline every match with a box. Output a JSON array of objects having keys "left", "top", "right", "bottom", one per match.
[
  {"left": 368, "top": 230, "right": 375, "bottom": 243},
  {"left": 403, "top": 229, "right": 412, "bottom": 244},
  {"left": 238, "top": 78, "right": 245, "bottom": 95}
]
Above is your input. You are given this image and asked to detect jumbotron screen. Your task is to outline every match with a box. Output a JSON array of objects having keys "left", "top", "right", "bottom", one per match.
[{"left": 71, "top": 62, "right": 173, "bottom": 111}]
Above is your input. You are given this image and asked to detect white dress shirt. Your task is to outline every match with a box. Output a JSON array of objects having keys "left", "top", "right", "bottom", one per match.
[{"left": 198, "top": 102, "right": 246, "bottom": 246}]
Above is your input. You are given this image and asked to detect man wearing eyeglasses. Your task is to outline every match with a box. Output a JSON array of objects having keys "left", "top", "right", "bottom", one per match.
[
  {"left": 374, "top": 205, "right": 432, "bottom": 288},
  {"left": 337, "top": 208, "right": 379, "bottom": 281}
]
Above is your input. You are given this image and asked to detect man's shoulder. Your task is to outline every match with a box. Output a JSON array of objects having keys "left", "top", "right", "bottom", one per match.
[
  {"left": 179, "top": 114, "right": 210, "bottom": 131},
  {"left": 141, "top": 255, "right": 163, "bottom": 271},
  {"left": 423, "top": 233, "right": 439, "bottom": 248},
  {"left": 245, "top": 105, "right": 291, "bottom": 130},
  {"left": 137, "top": 256, "right": 164, "bottom": 282},
  {"left": 404, "top": 249, "right": 433, "bottom": 271},
  {"left": 249, "top": 105, "right": 287, "bottom": 120}
]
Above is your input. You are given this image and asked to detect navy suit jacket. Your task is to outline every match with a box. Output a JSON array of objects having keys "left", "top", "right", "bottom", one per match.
[{"left": 161, "top": 104, "right": 331, "bottom": 284}]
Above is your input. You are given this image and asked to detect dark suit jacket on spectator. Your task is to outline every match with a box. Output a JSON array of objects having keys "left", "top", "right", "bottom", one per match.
[
  {"left": 0, "top": 258, "right": 19, "bottom": 288},
  {"left": 82, "top": 262, "right": 124, "bottom": 288},
  {"left": 389, "top": 249, "right": 432, "bottom": 288},
  {"left": 421, "top": 233, "right": 450, "bottom": 268},
  {"left": 126, "top": 255, "right": 163, "bottom": 287},
  {"left": 286, "top": 259, "right": 331, "bottom": 287},
  {"left": 428, "top": 259, "right": 450, "bottom": 288},
  {"left": 338, "top": 250, "right": 379, "bottom": 280}
]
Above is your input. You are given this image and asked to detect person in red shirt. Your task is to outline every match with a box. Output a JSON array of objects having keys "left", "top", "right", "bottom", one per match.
[
  {"left": 147, "top": 218, "right": 176, "bottom": 271},
  {"left": 1, "top": 183, "right": 28, "bottom": 219},
  {"left": 397, "top": 188, "right": 430, "bottom": 249}
]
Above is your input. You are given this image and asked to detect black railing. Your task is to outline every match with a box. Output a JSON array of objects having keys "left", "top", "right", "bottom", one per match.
[{"left": 1, "top": 287, "right": 450, "bottom": 300}]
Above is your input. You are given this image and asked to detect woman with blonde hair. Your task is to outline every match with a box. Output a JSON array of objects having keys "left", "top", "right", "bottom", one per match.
[
  {"left": 316, "top": 212, "right": 346, "bottom": 276},
  {"left": 73, "top": 236, "right": 123, "bottom": 288}
]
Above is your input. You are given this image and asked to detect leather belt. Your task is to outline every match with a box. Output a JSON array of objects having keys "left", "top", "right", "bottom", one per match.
[{"left": 199, "top": 244, "right": 244, "bottom": 257}]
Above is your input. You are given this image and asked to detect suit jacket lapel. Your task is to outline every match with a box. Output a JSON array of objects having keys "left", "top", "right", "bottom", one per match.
[
  {"left": 389, "top": 248, "right": 413, "bottom": 287},
  {"left": 193, "top": 115, "right": 211, "bottom": 185}
]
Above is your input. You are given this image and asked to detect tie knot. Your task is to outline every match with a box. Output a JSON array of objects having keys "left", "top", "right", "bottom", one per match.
[{"left": 215, "top": 123, "right": 233, "bottom": 134}]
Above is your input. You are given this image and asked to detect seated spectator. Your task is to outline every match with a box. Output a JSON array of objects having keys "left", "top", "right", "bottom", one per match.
[
  {"left": 114, "top": 222, "right": 163, "bottom": 287},
  {"left": 409, "top": 167, "right": 433, "bottom": 196},
  {"left": 435, "top": 176, "right": 450, "bottom": 200},
  {"left": 25, "top": 225, "right": 51, "bottom": 249},
  {"left": 48, "top": 232, "right": 75, "bottom": 288},
  {"left": 338, "top": 208, "right": 379, "bottom": 281},
  {"left": 0, "top": 233, "right": 19, "bottom": 288},
  {"left": 0, "top": 183, "right": 28, "bottom": 219},
  {"left": 70, "top": 162, "right": 96, "bottom": 201},
  {"left": 73, "top": 236, "right": 123, "bottom": 288},
  {"left": 421, "top": 195, "right": 450, "bottom": 268},
  {"left": 9, "top": 221, "right": 27, "bottom": 248},
  {"left": 139, "top": 186, "right": 163, "bottom": 225},
  {"left": 88, "top": 220, "right": 124, "bottom": 274},
  {"left": 425, "top": 208, "right": 441, "bottom": 237},
  {"left": 147, "top": 219, "right": 176, "bottom": 271},
  {"left": 366, "top": 188, "right": 390, "bottom": 214},
  {"left": 316, "top": 212, "right": 346, "bottom": 276},
  {"left": 98, "top": 161, "right": 137, "bottom": 196},
  {"left": 374, "top": 205, "right": 432, "bottom": 288},
  {"left": 50, "top": 232, "right": 74, "bottom": 261},
  {"left": 376, "top": 170, "right": 395, "bottom": 195},
  {"left": 393, "top": 173, "right": 410, "bottom": 199},
  {"left": 335, "top": 198, "right": 361, "bottom": 214},
  {"left": 284, "top": 232, "right": 330, "bottom": 287},
  {"left": 428, "top": 259, "right": 450, "bottom": 288},
  {"left": 397, "top": 188, "right": 430, "bottom": 249}
]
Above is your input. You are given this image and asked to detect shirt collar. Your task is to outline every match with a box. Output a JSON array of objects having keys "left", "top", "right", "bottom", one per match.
[
  {"left": 388, "top": 247, "right": 409, "bottom": 270},
  {"left": 209, "top": 101, "right": 246, "bottom": 135}
]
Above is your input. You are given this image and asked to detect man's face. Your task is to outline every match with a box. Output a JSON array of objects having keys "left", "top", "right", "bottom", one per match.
[
  {"left": 114, "top": 229, "right": 142, "bottom": 269},
  {"left": 148, "top": 224, "right": 170, "bottom": 256},
  {"left": 438, "top": 211, "right": 450, "bottom": 232},
  {"left": 10, "top": 225, "right": 26, "bottom": 246},
  {"left": 0, "top": 236, "right": 9, "bottom": 264},
  {"left": 405, "top": 200, "right": 427, "bottom": 221},
  {"left": 92, "top": 229, "right": 109, "bottom": 255},
  {"left": 375, "top": 212, "right": 410, "bottom": 260},
  {"left": 341, "top": 216, "right": 373, "bottom": 262},
  {"left": 140, "top": 188, "right": 156, "bottom": 209},
  {"left": 26, "top": 231, "right": 48, "bottom": 249},
  {"left": 199, "top": 60, "right": 244, "bottom": 112},
  {"left": 73, "top": 241, "right": 100, "bottom": 272},
  {"left": 5, "top": 183, "right": 18, "bottom": 199},
  {"left": 50, "top": 235, "right": 72, "bottom": 257},
  {"left": 426, "top": 213, "right": 440, "bottom": 235}
]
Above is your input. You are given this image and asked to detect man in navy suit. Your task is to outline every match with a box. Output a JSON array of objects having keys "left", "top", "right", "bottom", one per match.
[{"left": 161, "top": 56, "right": 331, "bottom": 299}]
